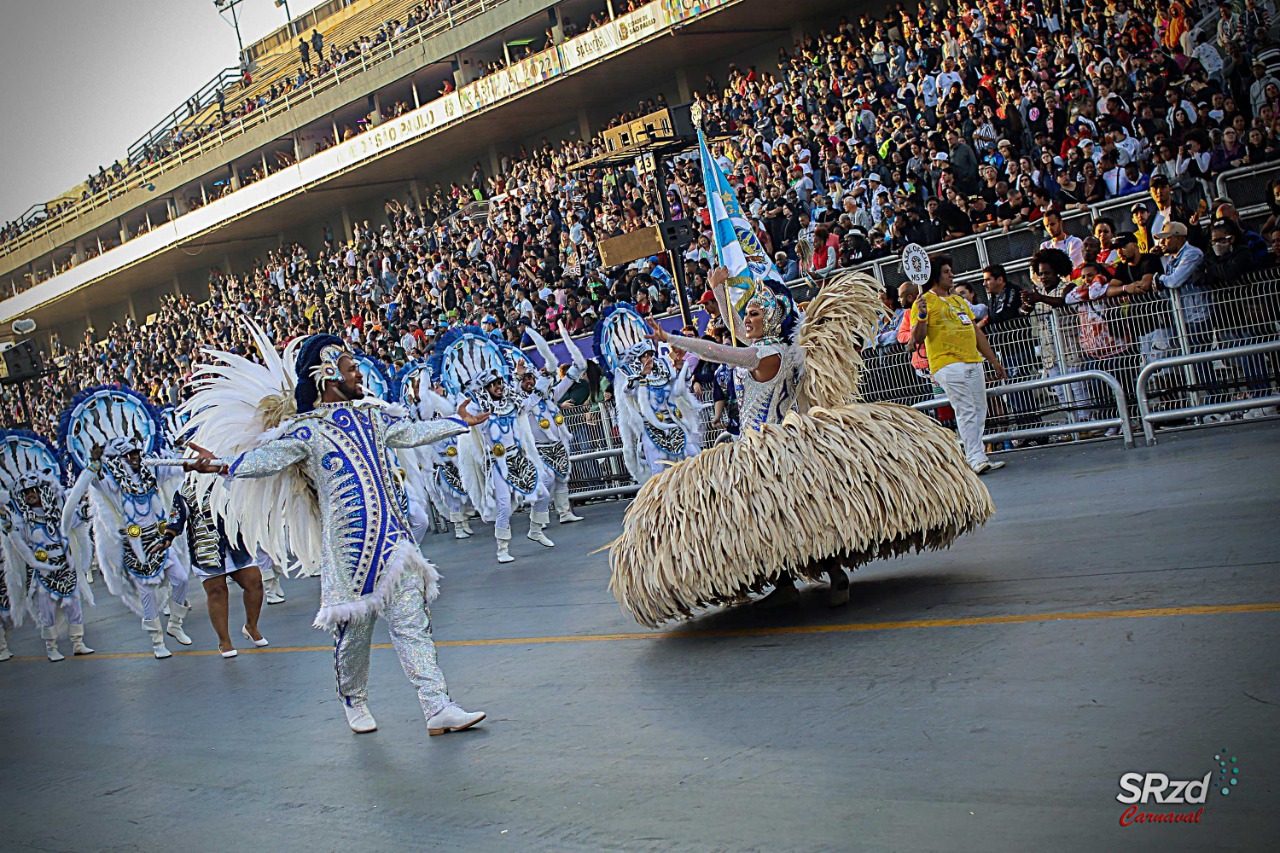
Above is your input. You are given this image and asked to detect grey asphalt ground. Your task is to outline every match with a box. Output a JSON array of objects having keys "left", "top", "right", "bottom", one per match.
[{"left": 1, "top": 423, "right": 1277, "bottom": 852}]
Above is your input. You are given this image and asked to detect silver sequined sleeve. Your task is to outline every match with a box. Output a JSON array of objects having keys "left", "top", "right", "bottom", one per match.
[
  {"left": 228, "top": 437, "right": 309, "bottom": 479},
  {"left": 384, "top": 415, "right": 469, "bottom": 449}
]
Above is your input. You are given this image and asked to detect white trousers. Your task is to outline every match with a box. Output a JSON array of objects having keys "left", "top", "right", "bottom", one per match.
[
  {"left": 134, "top": 550, "right": 189, "bottom": 620},
  {"left": 30, "top": 584, "right": 83, "bottom": 629},
  {"left": 490, "top": 466, "right": 549, "bottom": 536},
  {"left": 933, "top": 361, "right": 990, "bottom": 469}
]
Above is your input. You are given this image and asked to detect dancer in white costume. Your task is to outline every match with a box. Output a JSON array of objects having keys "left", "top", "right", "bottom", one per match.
[
  {"left": 60, "top": 388, "right": 197, "bottom": 658},
  {"left": 517, "top": 324, "right": 587, "bottom": 525},
  {"left": 434, "top": 327, "right": 552, "bottom": 564},
  {"left": 0, "top": 431, "right": 95, "bottom": 661},
  {"left": 593, "top": 304, "right": 703, "bottom": 484},
  {"left": 183, "top": 322, "right": 486, "bottom": 736},
  {"left": 609, "top": 269, "right": 996, "bottom": 626},
  {"left": 410, "top": 377, "right": 477, "bottom": 541}
]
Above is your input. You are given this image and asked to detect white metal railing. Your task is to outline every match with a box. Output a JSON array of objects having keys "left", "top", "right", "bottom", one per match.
[
  {"left": 1136, "top": 340, "right": 1280, "bottom": 445},
  {"left": 911, "top": 370, "right": 1135, "bottom": 449}
]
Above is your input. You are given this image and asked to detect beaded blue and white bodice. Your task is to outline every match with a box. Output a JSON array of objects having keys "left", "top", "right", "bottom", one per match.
[{"left": 734, "top": 342, "right": 803, "bottom": 432}]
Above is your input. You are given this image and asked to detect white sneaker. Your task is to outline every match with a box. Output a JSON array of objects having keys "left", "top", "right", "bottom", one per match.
[
  {"left": 0, "top": 649, "right": 12, "bottom": 662},
  {"left": 264, "top": 589, "right": 286, "bottom": 605},
  {"left": 343, "top": 700, "right": 378, "bottom": 734},
  {"left": 975, "top": 460, "right": 1005, "bottom": 475},
  {"left": 426, "top": 703, "right": 486, "bottom": 736}
]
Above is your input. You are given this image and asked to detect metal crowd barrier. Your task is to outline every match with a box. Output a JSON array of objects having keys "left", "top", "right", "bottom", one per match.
[
  {"left": 911, "top": 369, "right": 1135, "bottom": 449},
  {"left": 1136, "top": 339, "right": 1280, "bottom": 445}
]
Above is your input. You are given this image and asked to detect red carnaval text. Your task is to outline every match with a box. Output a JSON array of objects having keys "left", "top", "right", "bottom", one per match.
[{"left": 1119, "top": 806, "right": 1205, "bottom": 826}]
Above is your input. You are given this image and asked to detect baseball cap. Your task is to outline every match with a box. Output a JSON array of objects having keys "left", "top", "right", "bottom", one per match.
[
  {"left": 698, "top": 290, "right": 717, "bottom": 305},
  {"left": 933, "top": 152, "right": 949, "bottom": 161},
  {"left": 1131, "top": 202, "right": 1149, "bottom": 214},
  {"left": 1111, "top": 233, "right": 1137, "bottom": 248},
  {"left": 482, "top": 314, "right": 499, "bottom": 325},
  {"left": 646, "top": 256, "right": 660, "bottom": 264},
  {"left": 1154, "top": 221, "right": 1188, "bottom": 238}
]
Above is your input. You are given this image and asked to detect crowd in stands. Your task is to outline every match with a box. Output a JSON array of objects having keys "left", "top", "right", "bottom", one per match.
[{"left": 7, "top": 0, "right": 1280, "bottom": 434}]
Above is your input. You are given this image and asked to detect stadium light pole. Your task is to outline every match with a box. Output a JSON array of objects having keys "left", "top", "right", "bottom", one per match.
[{"left": 215, "top": 0, "right": 246, "bottom": 62}]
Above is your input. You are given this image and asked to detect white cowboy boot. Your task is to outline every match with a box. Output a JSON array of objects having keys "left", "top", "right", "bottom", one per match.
[
  {"left": 263, "top": 574, "right": 286, "bottom": 605},
  {"left": 495, "top": 527, "right": 515, "bottom": 564},
  {"left": 70, "top": 623, "right": 94, "bottom": 655},
  {"left": 143, "top": 618, "right": 172, "bottom": 659},
  {"left": 166, "top": 601, "right": 193, "bottom": 646},
  {"left": 554, "top": 489, "right": 583, "bottom": 523},
  {"left": 41, "top": 627, "right": 65, "bottom": 662},
  {"left": 526, "top": 511, "right": 555, "bottom": 547}
]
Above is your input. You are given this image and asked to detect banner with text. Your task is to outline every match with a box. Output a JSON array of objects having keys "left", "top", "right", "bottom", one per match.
[
  {"left": 459, "top": 48, "right": 563, "bottom": 112},
  {"left": 560, "top": 4, "right": 669, "bottom": 72}
]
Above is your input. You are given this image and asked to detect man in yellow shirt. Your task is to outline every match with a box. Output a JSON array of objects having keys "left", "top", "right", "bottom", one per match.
[{"left": 910, "top": 253, "right": 1008, "bottom": 474}]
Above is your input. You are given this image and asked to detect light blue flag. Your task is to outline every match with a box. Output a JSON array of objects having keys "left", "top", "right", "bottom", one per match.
[{"left": 697, "top": 131, "right": 784, "bottom": 322}]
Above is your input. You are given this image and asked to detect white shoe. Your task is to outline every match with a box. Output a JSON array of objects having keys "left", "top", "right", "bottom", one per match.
[
  {"left": 974, "top": 460, "right": 1005, "bottom": 475},
  {"left": 143, "top": 618, "right": 172, "bottom": 659},
  {"left": 343, "top": 700, "right": 377, "bottom": 733},
  {"left": 453, "top": 524, "right": 472, "bottom": 539},
  {"left": 427, "top": 703, "right": 486, "bottom": 736},
  {"left": 220, "top": 648, "right": 238, "bottom": 659},
  {"left": 263, "top": 576, "right": 286, "bottom": 605},
  {"left": 527, "top": 526, "right": 555, "bottom": 547},
  {"left": 558, "top": 510, "right": 584, "bottom": 523},
  {"left": 45, "top": 640, "right": 65, "bottom": 662},
  {"left": 166, "top": 602, "right": 193, "bottom": 646},
  {"left": 0, "top": 649, "right": 11, "bottom": 662},
  {"left": 241, "top": 625, "right": 269, "bottom": 647},
  {"left": 72, "top": 639, "right": 94, "bottom": 656},
  {"left": 496, "top": 530, "right": 515, "bottom": 564}
]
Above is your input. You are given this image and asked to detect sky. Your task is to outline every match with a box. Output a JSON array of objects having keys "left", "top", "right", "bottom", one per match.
[{"left": 0, "top": 0, "right": 331, "bottom": 226}]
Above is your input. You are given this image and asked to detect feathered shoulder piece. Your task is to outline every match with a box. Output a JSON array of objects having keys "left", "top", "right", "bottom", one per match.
[
  {"left": 180, "top": 316, "right": 317, "bottom": 577},
  {"left": 593, "top": 303, "right": 650, "bottom": 374},
  {"left": 796, "top": 270, "right": 884, "bottom": 408},
  {"left": 58, "top": 385, "right": 164, "bottom": 475}
]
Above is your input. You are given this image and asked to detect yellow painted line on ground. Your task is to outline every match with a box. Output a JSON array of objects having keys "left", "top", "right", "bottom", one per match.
[{"left": 7, "top": 602, "right": 1278, "bottom": 663}]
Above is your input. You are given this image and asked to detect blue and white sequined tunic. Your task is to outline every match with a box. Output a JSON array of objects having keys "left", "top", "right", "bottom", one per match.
[{"left": 227, "top": 400, "right": 466, "bottom": 623}]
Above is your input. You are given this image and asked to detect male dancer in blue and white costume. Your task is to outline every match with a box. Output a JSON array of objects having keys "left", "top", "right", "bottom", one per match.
[
  {"left": 69, "top": 438, "right": 194, "bottom": 658},
  {"left": 189, "top": 334, "right": 487, "bottom": 736},
  {"left": 457, "top": 368, "right": 553, "bottom": 563},
  {"left": 415, "top": 381, "right": 477, "bottom": 540},
  {"left": 517, "top": 326, "right": 585, "bottom": 525},
  {"left": 613, "top": 341, "right": 703, "bottom": 482},
  {"left": 2, "top": 472, "right": 96, "bottom": 661}
]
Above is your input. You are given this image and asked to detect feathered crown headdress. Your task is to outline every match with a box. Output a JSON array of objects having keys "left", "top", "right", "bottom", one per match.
[
  {"left": 0, "top": 429, "right": 64, "bottom": 494},
  {"left": 429, "top": 326, "right": 509, "bottom": 398},
  {"left": 293, "top": 334, "right": 348, "bottom": 414},
  {"left": 57, "top": 386, "right": 164, "bottom": 474},
  {"left": 592, "top": 303, "right": 651, "bottom": 374}
]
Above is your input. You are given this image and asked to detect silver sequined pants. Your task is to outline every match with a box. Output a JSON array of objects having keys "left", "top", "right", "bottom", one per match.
[{"left": 332, "top": 574, "right": 450, "bottom": 720}]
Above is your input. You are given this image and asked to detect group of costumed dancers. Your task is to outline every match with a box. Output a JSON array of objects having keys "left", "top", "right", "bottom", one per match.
[{"left": 0, "top": 254, "right": 995, "bottom": 738}]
